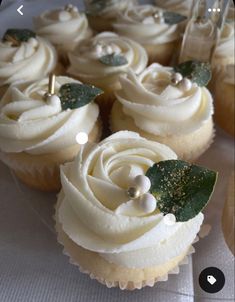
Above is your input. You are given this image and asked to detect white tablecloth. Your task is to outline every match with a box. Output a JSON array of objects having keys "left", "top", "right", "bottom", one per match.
[{"left": 0, "top": 1, "right": 234, "bottom": 302}]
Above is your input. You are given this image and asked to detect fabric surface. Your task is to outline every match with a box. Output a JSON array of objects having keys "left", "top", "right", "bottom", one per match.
[{"left": 0, "top": 1, "right": 234, "bottom": 301}]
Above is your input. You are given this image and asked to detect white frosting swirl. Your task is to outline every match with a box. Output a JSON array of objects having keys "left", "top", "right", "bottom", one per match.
[
  {"left": 67, "top": 32, "right": 148, "bottom": 87},
  {"left": 155, "top": 0, "right": 193, "bottom": 16},
  {"left": 34, "top": 5, "right": 92, "bottom": 52},
  {"left": 0, "top": 36, "right": 57, "bottom": 86},
  {"left": 115, "top": 63, "right": 213, "bottom": 136},
  {"left": 0, "top": 76, "right": 99, "bottom": 155},
  {"left": 58, "top": 131, "right": 204, "bottom": 268},
  {"left": 113, "top": 5, "right": 180, "bottom": 45},
  {"left": 213, "top": 22, "right": 235, "bottom": 66}
]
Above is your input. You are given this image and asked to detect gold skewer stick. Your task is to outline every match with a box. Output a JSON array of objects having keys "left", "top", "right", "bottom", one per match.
[{"left": 48, "top": 73, "right": 56, "bottom": 95}]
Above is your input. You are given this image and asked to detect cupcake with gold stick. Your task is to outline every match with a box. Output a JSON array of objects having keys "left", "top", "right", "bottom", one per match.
[
  {"left": 0, "top": 74, "right": 103, "bottom": 191},
  {"left": 0, "top": 28, "right": 59, "bottom": 98},
  {"left": 111, "top": 60, "right": 214, "bottom": 161},
  {"left": 55, "top": 131, "right": 217, "bottom": 289},
  {"left": 34, "top": 4, "right": 92, "bottom": 66}
]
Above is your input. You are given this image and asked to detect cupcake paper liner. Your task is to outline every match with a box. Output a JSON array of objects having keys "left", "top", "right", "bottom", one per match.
[{"left": 54, "top": 200, "right": 206, "bottom": 290}]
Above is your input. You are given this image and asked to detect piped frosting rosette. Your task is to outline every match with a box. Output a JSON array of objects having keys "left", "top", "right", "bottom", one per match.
[
  {"left": 0, "top": 29, "right": 57, "bottom": 86},
  {"left": 67, "top": 32, "right": 148, "bottom": 87},
  {"left": 34, "top": 4, "right": 92, "bottom": 53},
  {"left": 0, "top": 76, "right": 99, "bottom": 155},
  {"left": 113, "top": 5, "right": 181, "bottom": 45},
  {"left": 57, "top": 131, "right": 208, "bottom": 269},
  {"left": 114, "top": 63, "right": 213, "bottom": 137}
]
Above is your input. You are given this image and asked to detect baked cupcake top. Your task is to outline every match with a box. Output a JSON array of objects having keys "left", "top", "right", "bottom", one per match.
[
  {"left": 0, "top": 29, "right": 57, "bottom": 86},
  {"left": 67, "top": 32, "right": 148, "bottom": 87},
  {"left": 34, "top": 4, "right": 92, "bottom": 52},
  {"left": 0, "top": 76, "right": 101, "bottom": 154},
  {"left": 155, "top": 0, "right": 193, "bottom": 16},
  {"left": 113, "top": 5, "right": 186, "bottom": 45},
  {"left": 115, "top": 61, "right": 213, "bottom": 136},
  {"left": 85, "top": 0, "right": 137, "bottom": 18},
  {"left": 58, "top": 131, "right": 217, "bottom": 268},
  {"left": 213, "top": 21, "right": 235, "bottom": 67}
]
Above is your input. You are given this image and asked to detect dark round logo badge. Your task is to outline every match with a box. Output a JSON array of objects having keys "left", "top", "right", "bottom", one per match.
[{"left": 199, "top": 267, "right": 225, "bottom": 294}]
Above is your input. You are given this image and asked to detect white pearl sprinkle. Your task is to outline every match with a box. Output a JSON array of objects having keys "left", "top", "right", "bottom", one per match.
[
  {"left": 59, "top": 11, "right": 72, "bottom": 22},
  {"left": 95, "top": 44, "right": 104, "bottom": 56},
  {"left": 133, "top": 175, "right": 151, "bottom": 195},
  {"left": 174, "top": 72, "right": 183, "bottom": 83},
  {"left": 163, "top": 214, "right": 176, "bottom": 226},
  {"left": 179, "top": 78, "right": 192, "bottom": 91},
  {"left": 72, "top": 6, "right": 79, "bottom": 13},
  {"left": 104, "top": 45, "right": 113, "bottom": 55},
  {"left": 142, "top": 16, "right": 155, "bottom": 24},
  {"left": 139, "top": 193, "right": 157, "bottom": 214},
  {"left": 47, "top": 94, "right": 61, "bottom": 106},
  {"left": 28, "top": 37, "right": 38, "bottom": 48}
]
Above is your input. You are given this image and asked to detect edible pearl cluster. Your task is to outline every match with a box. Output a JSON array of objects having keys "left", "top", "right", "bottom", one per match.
[
  {"left": 171, "top": 72, "right": 193, "bottom": 91},
  {"left": 126, "top": 175, "right": 157, "bottom": 214},
  {"left": 92, "top": 41, "right": 121, "bottom": 58},
  {"left": 59, "top": 4, "right": 78, "bottom": 22}
]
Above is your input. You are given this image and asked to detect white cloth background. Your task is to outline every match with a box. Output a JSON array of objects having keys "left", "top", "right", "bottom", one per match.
[{"left": 0, "top": 1, "right": 234, "bottom": 302}]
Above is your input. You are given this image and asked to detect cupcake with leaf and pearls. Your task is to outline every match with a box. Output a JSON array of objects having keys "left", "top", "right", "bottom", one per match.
[
  {"left": 111, "top": 61, "right": 214, "bottom": 161},
  {"left": 113, "top": 4, "right": 187, "bottom": 65},
  {"left": 55, "top": 130, "right": 217, "bottom": 289},
  {"left": 67, "top": 32, "right": 148, "bottom": 121},
  {"left": 0, "top": 75, "right": 102, "bottom": 191},
  {"left": 0, "top": 28, "right": 58, "bottom": 98},
  {"left": 34, "top": 4, "right": 92, "bottom": 66},
  {"left": 214, "top": 64, "right": 235, "bottom": 136},
  {"left": 84, "top": 0, "right": 137, "bottom": 32}
]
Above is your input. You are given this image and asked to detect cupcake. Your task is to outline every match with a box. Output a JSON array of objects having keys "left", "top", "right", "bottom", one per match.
[
  {"left": 155, "top": 0, "right": 194, "bottom": 16},
  {"left": 111, "top": 61, "right": 214, "bottom": 161},
  {"left": 0, "top": 28, "right": 59, "bottom": 98},
  {"left": 55, "top": 131, "right": 217, "bottom": 290},
  {"left": 0, "top": 75, "right": 102, "bottom": 191},
  {"left": 214, "top": 64, "right": 235, "bottom": 136},
  {"left": 222, "top": 171, "right": 234, "bottom": 256},
  {"left": 113, "top": 5, "right": 187, "bottom": 65},
  {"left": 84, "top": 0, "right": 137, "bottom": 32},
  {"left": 34, "top": 4, "right": 92, "bottom": 66},
  {"left": 67, "top": 32, "right": 148, "bottom": 123}
]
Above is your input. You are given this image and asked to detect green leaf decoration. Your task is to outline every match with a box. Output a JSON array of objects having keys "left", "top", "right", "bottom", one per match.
[
  {"left": 86, "top": 0, "right": 115, "bottom": 16},
  {"left": 59, "top": 83, "right": 103, "bottom": 110},
  {"left": 163, "top": 11, "right": 187, "bottom": 25},
  {"left": 174, "top": 60, "right": 211, "bottom": 86},
  {"left": 146, "top": 160, "right": 217, "bottom": 222},
  {"left": 99, "top": 53, "right": 128, "bottom": 66},
  {"left": 3, "top": 29, "right": 36, "bottom": 44}
]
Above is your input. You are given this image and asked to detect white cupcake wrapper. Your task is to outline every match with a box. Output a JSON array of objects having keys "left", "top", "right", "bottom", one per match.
[{"left": 55, "top": 200, "right": 210, "bottom": 291}]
